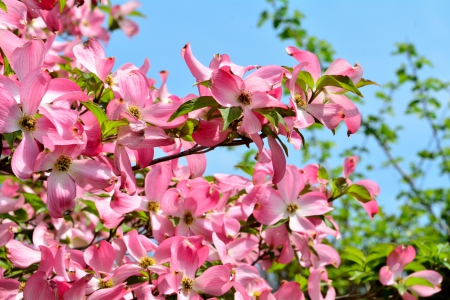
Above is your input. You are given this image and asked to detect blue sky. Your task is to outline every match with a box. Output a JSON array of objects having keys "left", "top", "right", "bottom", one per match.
[{"left": 105, "top": 1, "right": 450, "bottom": 214}]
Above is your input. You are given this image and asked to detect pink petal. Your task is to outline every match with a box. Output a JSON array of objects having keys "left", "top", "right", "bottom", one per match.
[
  {"left": 23, "top": 271, "right": 59, "bottom": 300},
  {"left": 0, "top": 0, "right": 27, "bottom": 30},
  {"left": 0, "top": 222, "right": 17, "bottom": 247},
  {"left": 141, "top": 102, "right": 188, "bottom": 129},
  {"left": 145, "top": 163, "right": 172, "bottom": 201},
  {"left": 110, "top": 188, "right": 141, "bottom": 214},
  {"left": 343, "top": 156, "right": 359, "bottom": 178},
  {"left": 41, "top": 78, "right": 88, "bottom": 104},
  {"left": 0, "top": 29, "right": 26, "bottom": 60},
  {"left": 286, "top": 46, "right": 321, "bottom": 81},
  {"left": 114, "top": 145, "right": 137, "bottom": 195},
  {"left": 192, "top": 118, "right": 230, "bottom": 147},
  {"left": 252, "top": 187, "right": 286, "bottom": 225},
  {"left": 84, "top": 240, "right": 115, "bottom": 274},
  {"left": 87, "top": 283, "right": 130, "bottom": 300},
  {"left": 307, "top": 103, "right": 344, "bottom": 130},
  {"left": 312, "top": 244, "right": 341, "bottom": 268},
  {"left": 63, "top": 274, "right": 94, "bottom": 300},
  {"left": 95, "top": 56, "right": 115, "bottom": 81},
  {"left": 387, "top": 245, "right": 416, "bottom": 276},
  {"left": 12, "top": 132, "right": 40, "bottom": 179},
  {"left": 277, "top": 165, "right": 303, "bottom": 203},
  {"left": 325, "top": 58, "right": 363, "bottom": 84},
  {"left": 268, "top": 136, "right": 286, "bottom": 184},
  {"left": 194, "top": 265, "right": 232, "bottom": 296},
  {"left": 274, "top": 282, "right": 304, "bottom": 300},
  {"left": 327, "top": 93, "right": 361, "bottom": 135},
  {"left": 11, "top": 38, "right": 45, "bottom": 82},
  {"left": 406, "top": 270, "right": 442, "bottom": 297},
  {"left": 181, "top": 43, "right": 212, "bottom": 82},
  {"left": 46, "top": 170, "right": 76, "bottom": 218},
  {"left": 20, "top": 68, "right": 51, "bottom": 116},
  {"left": 379, "top": 265, "right": 395, "bottom": 286},
  {"left": 117, "top": 69, "right": 149, "bottom": 107},
  {"left": 73, "top": 38, "right": 105, "bottom": 75},
  {"left": 240, "top": 108, "right": 261, "bottom": 134},
  {"left": 182, "top": 140, "right": 206, "bottom": 179},
  {"left": 5, "top": 240, "right": 41, "bottom": 268},
  {"left": 210, "top": 69, "right": 241, "bottom": 107},
  {"left": 69, "top": 159, "right": 115, "bottom": 191}
]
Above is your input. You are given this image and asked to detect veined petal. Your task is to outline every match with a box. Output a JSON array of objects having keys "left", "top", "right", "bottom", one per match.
[
  {"left": 20, "top": 68, "right": 51, "bottom": 116},
  {"left": 194, "top": 265, "right": 232, "bottom": 296},
  {"left": 63, "top": 274, "right": 94, "bottom": 300},
  {"left": 181, "top": 43, "right": 212, "bottom": 82},
  {"left": 268, "top": 136, "right": 286, "bottom": 184},
  {"left": 289, "top": 215, "right": 316, "bottom": 233},
  {"left": 240, "top": 108, "right": 261, "bottom": 134},
  {"left": 307, "top": 103, "right": 344, "bottom": 130},
  {"left": 23, "top": 271, "right": 58, "bottom": 300},
  {"left": 95, "top": 57, "right": 115, "bottom": 81},
  {"left": 46, "top": 170, "right": 76, "bottom": 218},
  {"left": 69, "top": 159, "right": 115, "bottom": 191},
  {"left": 73, "top": 38, "right": 105, "bottom": 75},
  {"left": 12, "top": 132, "right": 40, "bottom": 179},
  {"left": 145, "top": 163, "right": 172, "bottom": 201},
  {"left": 41, "top": 78, "right": 88, "bottom": 104},
  {"left": 406, "top": 270, "right": 442, "bottom": 297},
  {"left": 141, "top": 102, "right": 188, "bottom": 129},
  {"left": 117, "top": 69, "right": 149, "bottom": 107},
  {"left": 0, "top": 87, "right": 21, "bottom": 133},
  {"left": 0, "top": 29, "right": 26, "bottom": 60},
  {"left": 86, "top": 283, "right": 130, "bottom": 300},
  {"left": 253, "top": 187, "right": 286, "bottom": 225},
  {"left": 343, "top": 156, "right": 359, "bottom": 178},
  {"left": 286, "top": 46, "right": 321, "bottom": 81},
  {"left": 84, "top": 240, "right": 115, "bottom": 274},
  {"left": 5, "top": 240, "right": 41, "bottom": 268},
  {"left": 277, "top": 165, "right": 303, "bottom": 202},
  {"left": 327, "top": 93, "right": 361, "bottom": 135},
  {"left": 211, "top": 69, "right": 241, "bottom": 107},
  {"left": 11, "top": 38, "right": 45, "bottom": 82}
]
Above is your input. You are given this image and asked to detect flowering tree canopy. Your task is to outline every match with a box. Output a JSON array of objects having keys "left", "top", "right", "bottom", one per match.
[{"left": 0, "top": 0, "right": 444, "bottom": 299}]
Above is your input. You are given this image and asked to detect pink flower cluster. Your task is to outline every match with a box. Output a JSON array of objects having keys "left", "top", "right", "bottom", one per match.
[{"left": 0, "top": 1, "right": 443, "bottom": 299}]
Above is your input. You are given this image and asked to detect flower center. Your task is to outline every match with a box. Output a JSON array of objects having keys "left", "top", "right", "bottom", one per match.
[
  {"left": 105, "top": 75, "right": 114, "bottom": 86},
  {"left": 237, "top": 91, "right": 252, "bottom": 105},
  {"left": 181, "top": 277, "right": 194, "bottom": 291},
  {"left": 139, "top": 256, "right": 156, "bottom": 268},
  {"left": 19, "top": 115, "right": 37, "bottom": 132},
  {"left": 129, "top": 105, "right": 141, "bottom": 119},
  {"left": 19, "top": 282, "right": 26, "bottom": 292},
  {"left": 99, "top": 278, "right": 114, "bottom": 289},
  {"left": 55, "top": 155, "right": 72, "bottom": 172},
  {"left": 294, "top": 93, "right": 308, "bottom": 109},
  {"left": 183, "top": 211, "right": 194, "bottom": 225},
  {"left": 286, "top": 203, "right": 300, "bottom": 213},
  {"left": 147, "top": 201, "right": 160, "bottom": 213}
]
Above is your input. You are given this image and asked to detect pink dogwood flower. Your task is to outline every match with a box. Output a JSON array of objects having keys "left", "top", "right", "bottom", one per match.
[{"left": 379, "top": 245, "right": 442, "bottom": 299}]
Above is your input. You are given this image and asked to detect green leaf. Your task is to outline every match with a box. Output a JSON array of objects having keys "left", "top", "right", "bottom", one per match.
[
  {"left": 193, "top": 80, "right": 211, "bottom": 88},
  {"left": 343, "top": 246, "right": 366, "bottom": 264},
  {"left": 316, "top": 75, "right": 363, "bottom": 97},
  {"left": 347, "top": 184, "right": 372, "bottom": 203},
  {"left": 3, "top": 131, "right": 21, "bottom": 149},
  {"left": 14, "top": 208, "right": 28, "bottom": 221},
  {"left": 267, "top": 262, "right": 287, "bottom": 273},
  {"left": 355, "top": 78, "right": 379, "bottom": 88},
  {"left": 101, "top": 119, "right": 129, "bottom": 138},
  {"left": 0, "top": 49, "right": 14, "bottom": 76},
  {"left": 340, "top": 252, "right": 364, "bottom": 267},
  {"left": 405, "top": 277, "right": 434, "bottom": 288},
  {"left": 59, "top": 0, "right": 66, "bottom": 12},
  {"left": 298, "top": 71, "right": 315, "bottom": 90},
  {"left": 404, "top": 261, "right": 426, "bottom": 272},
  {"left": 100, "top": 88, "right": 114, "bottom": 103},
  {"left": 82, "top": 101, "right": 107, "bottom": 126},
  {"left": 254, "top": 108, "right": 287, "bottom": 132},
  {"left": 128, "top": 10, "right": 146, "bottom": 18},
  {"left": 318, "top": 164, "right": 329, "bottom": 181},
  {"left": 0, "top": 1, "right": 7, "bottom": 13},
  {"left": 219, "top": 107, "right": 243, "bottom": 131},
  {"left": 80, "top": 199, "right": 99, "bottom": 217},
  {"left": 179, "top": 119, "right": 198, "bottom": 141},
  {"left": 234, "top": 164, "right": 254, "bottom": 176},
  {"left": 168, "top": 96, "right": 218, "bottom": 122},
  {"left": 23, "top": 193, "right": 46, "bottom": 212}
]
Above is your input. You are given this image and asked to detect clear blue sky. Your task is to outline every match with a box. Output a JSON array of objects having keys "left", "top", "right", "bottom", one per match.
[{"left": 105, "top": 1, "right": 450, "bottom": 214}]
